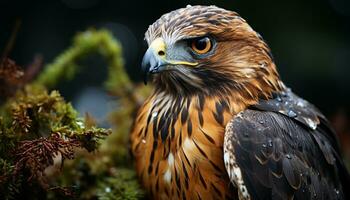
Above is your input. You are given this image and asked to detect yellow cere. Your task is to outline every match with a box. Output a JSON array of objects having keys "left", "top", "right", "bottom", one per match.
[{"left": 150, "top": 38, "right": 167, "bottom": 58}]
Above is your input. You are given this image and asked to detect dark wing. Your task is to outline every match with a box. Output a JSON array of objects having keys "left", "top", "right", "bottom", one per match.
[{"left": 223, "top": 89, "right": 349, "bottom": 200}]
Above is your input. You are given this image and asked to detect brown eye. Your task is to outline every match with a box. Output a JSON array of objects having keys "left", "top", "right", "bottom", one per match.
[{"left": 191, "top": 37, "right": 212, "bottom": 54}]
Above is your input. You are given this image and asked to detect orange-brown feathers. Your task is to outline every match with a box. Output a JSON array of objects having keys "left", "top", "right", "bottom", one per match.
[
  {"left": 131, "top": 93, "right": 243, "bottom": 199},
  {"left": 131, "top": 5, "right": 284, "bottom": 199}
]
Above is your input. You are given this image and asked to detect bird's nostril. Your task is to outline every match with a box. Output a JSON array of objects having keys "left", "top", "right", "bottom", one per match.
[{"left": 158, "top": 51, "right": 165, "bottom": 56}]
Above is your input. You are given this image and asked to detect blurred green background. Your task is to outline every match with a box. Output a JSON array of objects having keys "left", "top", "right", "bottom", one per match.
[{"left": 1, "top": 0, "right": 350, "bottom": 159}]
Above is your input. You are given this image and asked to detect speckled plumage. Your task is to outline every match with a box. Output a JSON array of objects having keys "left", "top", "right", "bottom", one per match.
[{"left": 130, "top": 5, "right": 349, "bottom": 200}]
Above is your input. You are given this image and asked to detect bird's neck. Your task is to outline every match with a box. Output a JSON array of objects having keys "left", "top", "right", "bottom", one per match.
[
  {"left": 150, "top": 77, "right": 285, "bottom": 120},
  {"left": 153, "top": 75, "right": 285, "bottom": 107}
]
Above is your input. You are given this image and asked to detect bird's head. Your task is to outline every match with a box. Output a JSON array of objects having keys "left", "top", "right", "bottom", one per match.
[{"left": 142, "top": 5, "right": 284, "bottom": 97}]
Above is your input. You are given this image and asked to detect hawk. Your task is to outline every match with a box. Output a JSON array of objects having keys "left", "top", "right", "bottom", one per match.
[{"left": 130, "top": 5, "right": 349, "bottom": 200}]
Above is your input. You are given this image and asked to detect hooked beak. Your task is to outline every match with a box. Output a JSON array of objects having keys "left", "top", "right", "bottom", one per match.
[{"left": 141, "top": 38, "right": 198, "bottom": 84}]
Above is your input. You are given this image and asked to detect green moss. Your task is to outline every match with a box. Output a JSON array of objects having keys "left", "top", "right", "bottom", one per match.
[
  {"left": 96, "top": 169, "right": 144, "bottom": 200},
  {"left": 0, "top": 85, "right": 111, "bottom": 199},
  {"left": 0, "top": 29, "right": 149, "bottom": 199},
  {"left": 33, "top": 29, "right": 128, "bottom": 91}
]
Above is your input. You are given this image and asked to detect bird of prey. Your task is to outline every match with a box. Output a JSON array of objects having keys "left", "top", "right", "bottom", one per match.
[{"left": 130, "top": 5, "right": 350, "bottom": 200}]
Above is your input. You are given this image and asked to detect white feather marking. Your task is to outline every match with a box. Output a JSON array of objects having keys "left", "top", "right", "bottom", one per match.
[
  {"left": 163, "top": 168, "right": 171, "bottom": 183},
  {"left": 167, "top": 153, "right": 174, "bottom": 166},
  {"left": 224, "top": 152, "right": 230, "bottom": 165},
  {"left": 224, "top": 119, "right": 251, "bottom": 200},
  {"left": 233, "top": 166, "right": 250, "bottom": 199},
  {"left": 183, "top": 137, "right": 193, "bottom": 151}
]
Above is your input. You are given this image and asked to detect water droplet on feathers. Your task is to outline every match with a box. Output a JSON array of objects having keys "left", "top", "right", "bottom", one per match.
[
  {"left": 334, "top": 189, "right": 340, "bottom": 195},
  {"left": 152, "top": 112, "right": 158, "bottom": 118},
  {"left": 297, "top": 100, "right": 305, "bottom": 107},
  {"left": 287, "top": 110, "right": 297, "bottom": 118},
  {"left": 281, "top": 91, "right": 288, "bottom": 97},
  {"left": 305, "top": 118, "right": 317, "bottom": 130},
  {"left": 268, "top": 139, "right": 273, "bottom": 147}
]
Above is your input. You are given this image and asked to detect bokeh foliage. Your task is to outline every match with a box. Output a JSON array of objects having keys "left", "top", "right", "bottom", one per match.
[{"left": 0, "top": 29, "right": 150, "bottom": 199}]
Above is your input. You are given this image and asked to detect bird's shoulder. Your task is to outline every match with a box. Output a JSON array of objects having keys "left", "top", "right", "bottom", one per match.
[{"left": 223, "top": 89, "right": 349, "bottom": 200}]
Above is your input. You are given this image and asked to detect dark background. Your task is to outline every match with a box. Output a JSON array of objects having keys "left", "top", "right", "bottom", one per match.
[{"left": 1, "top": 0, "right": 350, "bottom": 124}]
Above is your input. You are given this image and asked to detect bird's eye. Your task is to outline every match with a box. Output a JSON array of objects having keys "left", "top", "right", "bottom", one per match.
[{"left": 191, "top": 37, "right": 212, "bottom": 54}]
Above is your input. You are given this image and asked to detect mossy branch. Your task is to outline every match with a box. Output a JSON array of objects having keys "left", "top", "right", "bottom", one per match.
[
  {"left": 1, "top": 28, "right": 149, "bottom": 199},
  {"left": 33, "top": 29, "right": 130, "bottom": 93}
]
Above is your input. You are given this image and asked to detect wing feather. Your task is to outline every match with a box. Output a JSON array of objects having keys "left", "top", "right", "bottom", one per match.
[{"left": 224, "top": 90, "right": 348, "bottom": 200}]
